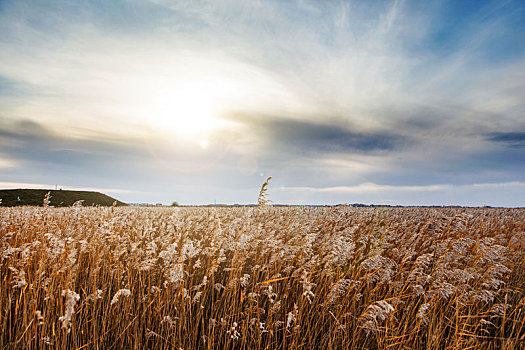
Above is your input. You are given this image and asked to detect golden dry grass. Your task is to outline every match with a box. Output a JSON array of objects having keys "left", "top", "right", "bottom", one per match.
[{"left": 1, "top": 205, "right": 524, "bottom": 349}]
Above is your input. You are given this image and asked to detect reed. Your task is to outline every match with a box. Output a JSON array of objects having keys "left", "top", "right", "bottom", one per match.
[{"left": 1, "top": 205, "right": 524, "bottom": 349}]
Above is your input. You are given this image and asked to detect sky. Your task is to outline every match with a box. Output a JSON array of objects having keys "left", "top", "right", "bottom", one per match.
[{"left": 1, "top": 0, "right": 524, "bottom": 206}]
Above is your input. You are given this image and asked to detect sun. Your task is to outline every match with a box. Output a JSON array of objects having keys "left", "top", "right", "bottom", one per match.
[{"left": 145, "top": 81, "right": 233, "bottom": 139}]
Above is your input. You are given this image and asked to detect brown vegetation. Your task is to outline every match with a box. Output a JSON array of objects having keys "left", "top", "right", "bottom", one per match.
[{"left": 1, "top": 205, "right": 524, "bottom": 349}]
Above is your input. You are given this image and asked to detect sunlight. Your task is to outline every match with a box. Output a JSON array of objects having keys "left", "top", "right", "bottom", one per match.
[{"left": 145, "top": 80, "right": 236, "bottom": 140}]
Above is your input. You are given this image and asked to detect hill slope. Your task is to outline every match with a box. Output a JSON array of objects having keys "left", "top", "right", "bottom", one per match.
[{"left": 0, "top": 189, "right": 127, "bottom": 207}]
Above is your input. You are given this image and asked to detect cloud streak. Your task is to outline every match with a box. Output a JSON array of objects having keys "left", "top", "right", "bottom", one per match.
[
  {"left": 0, "top": 182, "right": 135, "bottom": 195},
  {"left": 226, "top": 113, "right": 408, "bottom": 155},
  {"left": 486, "top": 132, "right": 525, "bottom": 148},
  {"left": 285, "top": 181, "right": 525, "bottom": 194}
]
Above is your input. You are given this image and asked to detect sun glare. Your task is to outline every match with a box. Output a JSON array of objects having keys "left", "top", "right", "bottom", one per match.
[{"left": 145, "top": 80, "right": 235, "bottom": 140}]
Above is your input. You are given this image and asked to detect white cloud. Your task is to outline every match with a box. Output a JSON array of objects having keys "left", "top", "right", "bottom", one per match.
[
  {"left": 0, "top": 182, "right": 135, "bottom": 195},
  {"left": 274, "top": 181, "right": 525, "bottom": 207},
  {"left": 284, "top": 181, "right": 525, "bottom": 194},
  {"left": 0, "top": 158, "right": 17, "bottom": 168}
]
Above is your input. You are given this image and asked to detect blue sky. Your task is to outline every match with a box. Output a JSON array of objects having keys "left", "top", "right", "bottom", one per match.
[{"left": 1, "top": 0, "right": 524, "bottom": 206}]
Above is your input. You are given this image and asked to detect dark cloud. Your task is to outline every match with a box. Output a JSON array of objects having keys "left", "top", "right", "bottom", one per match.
[
  {"left": 486, "top": 132, "right": 525, "bottom": 147},
  {"left": 229, "top": 114, "right": 408, "bottom": 155},
  {"left": 0, "top": 119, "right": 51, "bottom": 140},
  {"left": 0, "top": 119, "right": 148, "bottom": 169}
]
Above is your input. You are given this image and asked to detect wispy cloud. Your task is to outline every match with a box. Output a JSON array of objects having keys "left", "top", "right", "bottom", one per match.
[
  {"left": 275, "top": 181, "right": 525, "bottom": 207},
  {"left": 0, "top": 182, "right": 135, "bottom": 195},
  {"left": 226, "top": 113, "right": 409, "bottom": 155},
  {"left": 486, "top": 132, "right": 525, "bottom": 148},
  {"left": 0, "top": 158, "right": 17, "bottom": 168},
  {"left": 285, "top": 181, "right": 525, "bottom": 194}
]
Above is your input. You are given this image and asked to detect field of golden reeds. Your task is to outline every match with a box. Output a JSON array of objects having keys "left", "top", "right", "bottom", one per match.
[{"left": 1, "top": 204, "right": 524, "bottom": 349}]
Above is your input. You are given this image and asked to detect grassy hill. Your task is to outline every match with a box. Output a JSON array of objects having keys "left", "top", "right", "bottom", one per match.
[{"left": 0, "top": 189, "right": 127, "bottom": 207}]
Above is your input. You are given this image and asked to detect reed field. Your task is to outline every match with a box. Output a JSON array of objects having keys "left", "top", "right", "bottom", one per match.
[{"left": 1, "top": 204, "right": 524, "bottom": 349}]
